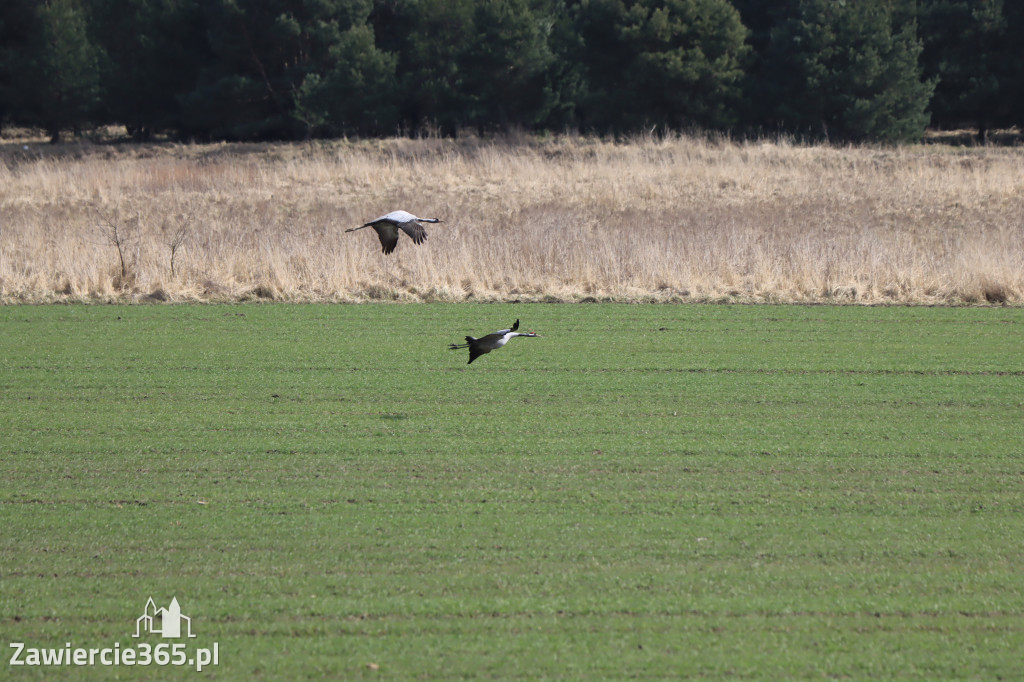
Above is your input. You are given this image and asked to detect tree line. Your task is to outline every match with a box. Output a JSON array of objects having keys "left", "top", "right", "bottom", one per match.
[{"left": 1, "top": 0, "right": 1021, "bottom": 144}]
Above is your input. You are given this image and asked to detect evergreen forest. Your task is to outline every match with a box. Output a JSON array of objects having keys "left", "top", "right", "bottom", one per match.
[{"left": 1, "top": 0, "right": 1021, "bottom": 143}]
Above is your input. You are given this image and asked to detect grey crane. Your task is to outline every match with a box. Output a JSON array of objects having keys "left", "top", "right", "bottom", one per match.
[
  {"left": 345, "top": 210, "right": 442, "bottom": 255},
  {"left": 449, "top": 319, "right": 540, "bottom": 364}
]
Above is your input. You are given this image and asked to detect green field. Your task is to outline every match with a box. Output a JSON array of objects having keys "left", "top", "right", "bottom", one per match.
[{"left": 2, "top": 303, "right": 1023, "bottom": 679}]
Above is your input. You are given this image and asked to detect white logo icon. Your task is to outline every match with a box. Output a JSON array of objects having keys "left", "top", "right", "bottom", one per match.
[{"left": 133, "top": 597, "right": 196, "bottom": 639}]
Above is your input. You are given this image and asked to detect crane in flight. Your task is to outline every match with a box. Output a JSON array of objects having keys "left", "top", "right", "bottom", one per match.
[
  {"left": 449, "top": 319, "right": 540, "bottom": 364},
  {"left": 346, "top": 210, "right": 442, "bottom": 255}
]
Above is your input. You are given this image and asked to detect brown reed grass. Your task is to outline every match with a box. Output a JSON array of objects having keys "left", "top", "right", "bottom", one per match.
[{"left": 1, "top": 131, "right": 1022, "bottom": 304}]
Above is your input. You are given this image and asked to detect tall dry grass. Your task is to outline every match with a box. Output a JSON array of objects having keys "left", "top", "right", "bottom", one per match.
[{"left": 1, "top": 132, "right": 1022, "bottom": 304}]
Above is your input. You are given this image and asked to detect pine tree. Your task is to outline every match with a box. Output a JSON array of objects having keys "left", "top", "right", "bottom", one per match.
[
  {"left": 389, "top": 0, "right": 556, "bottom": 135},
  {"left": 180, "top": 0, "right": 391, "bottom": 140},
  {"left": 88, "top": 0, "right": 207, "bottom": 139},
  {"left": 919, "top": 0, "right": 1012, "bottom": 140},
  {"left": 1007, "top": 1, "right": 1024, "bottom": 130},
  {"left": 756, "top": 0, "right": 934, "bottom": 142},
  {"left": 459, "top": 0, "right": 557, "bottom": 133},
  {"left": 3, "top": 0, "right": 103, "bottom": 142},
  {"left": 293, "top": 23, "right": 398, "bottom": 137},
  {"left": 566, "top": 0, "right": 749, "bottom": 134}
]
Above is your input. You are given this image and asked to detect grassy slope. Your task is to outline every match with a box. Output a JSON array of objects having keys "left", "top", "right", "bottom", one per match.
[{"left": 2, "top": 303, "right": 1023, "bottom": 679}]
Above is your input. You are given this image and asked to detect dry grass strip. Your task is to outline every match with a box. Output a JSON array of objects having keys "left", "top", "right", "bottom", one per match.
[{"left": 1, "top": 132, "right": 1021, "bottom": 304}]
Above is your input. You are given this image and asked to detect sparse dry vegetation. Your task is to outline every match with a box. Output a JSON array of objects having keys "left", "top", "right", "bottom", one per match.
[{"left": 1, "top": 131, "right": 1022, "bottom": 304}]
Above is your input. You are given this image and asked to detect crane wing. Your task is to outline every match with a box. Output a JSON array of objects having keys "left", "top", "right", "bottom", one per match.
[
  {"left": 399, "top": 220, "right": 427, "bottom": 245},
  {"left": 489, "top": 321, "right": 519, "bottom": 336},
  {"left": 373, "top": 223, "right": 401, "bottom": 254}
]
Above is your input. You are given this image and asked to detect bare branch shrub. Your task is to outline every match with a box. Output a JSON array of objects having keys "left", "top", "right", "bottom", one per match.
[
  {"left": 162, "top": 207, "right": 194, "bottom": 279},
  {"left": 92, "top": 204, "right": 140, "bottom": 290}
]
